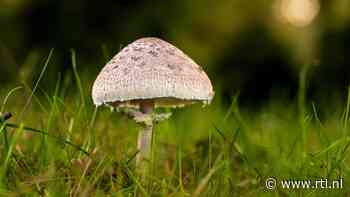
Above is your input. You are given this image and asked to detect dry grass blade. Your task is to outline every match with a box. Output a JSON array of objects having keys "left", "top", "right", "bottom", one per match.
[{"left": 193, "top": 154, "right": 224, "bottom": 197}]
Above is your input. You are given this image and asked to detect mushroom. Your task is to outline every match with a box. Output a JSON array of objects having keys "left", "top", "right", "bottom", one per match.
[{"left": 92, "top": 37, "right": 214, "bottom": 174}]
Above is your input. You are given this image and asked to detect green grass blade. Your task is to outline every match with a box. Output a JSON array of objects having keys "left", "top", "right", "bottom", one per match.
[
  {"left": 343, "top": 86, "right": 350, "bottom": 133},
  {"left": 2, "top": 124, "right": 24, "bottom": 176},
  {"left": 1, "top": 86, "right": 23, "bottom": 112},
  {"left": 70, "top": 49, "right": 85, "bottom": 107},
  {"left": 4, "top": 123, "right": 89, "bottom": 156},
  {"left": 18, "top": 48, "right": 54, "bottom": 122}
]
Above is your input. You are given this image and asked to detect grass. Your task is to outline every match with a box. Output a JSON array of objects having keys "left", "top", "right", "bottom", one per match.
[{"left": 0, "top": 51, "right": 350, "bottom": 196}]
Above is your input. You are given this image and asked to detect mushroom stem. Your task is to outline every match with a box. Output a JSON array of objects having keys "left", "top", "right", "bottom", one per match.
[
  {"left": 140, "top": 100, "right": 154, "bottom": 114},
  {"left": 135, "top": 101, "right": 154, "bottom": 175},
  {"left": 136, "top": 122, "right": 153, "bottom": 169},
  {"left": 134, "top": 101, "right": 172, "bottom": 177}
]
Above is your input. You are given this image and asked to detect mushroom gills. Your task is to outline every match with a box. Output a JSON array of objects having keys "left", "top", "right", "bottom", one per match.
[{"left": 108, "top": 97, "right": 201, "bottom": 109}]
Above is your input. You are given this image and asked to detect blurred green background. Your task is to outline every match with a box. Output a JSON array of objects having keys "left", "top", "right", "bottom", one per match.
[
  {"left": 1, "top": 0, "right": 349, "bottom": 107},
  {"left": 1, "top": 1, "right": 350, "bottom": 196}
]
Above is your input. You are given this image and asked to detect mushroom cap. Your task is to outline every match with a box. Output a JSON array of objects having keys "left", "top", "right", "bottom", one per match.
[{"left": 92, "top": 37, "right": 214, "bottom": 108}]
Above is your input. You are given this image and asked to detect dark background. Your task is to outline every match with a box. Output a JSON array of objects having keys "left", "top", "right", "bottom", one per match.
[{"left": 1, "top": 0, "right": 349, "bottom": 106}]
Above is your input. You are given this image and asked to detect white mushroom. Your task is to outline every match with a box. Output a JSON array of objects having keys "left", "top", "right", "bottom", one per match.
[{"left": 92, "top": 37, "right": 214, "bottom": 174}]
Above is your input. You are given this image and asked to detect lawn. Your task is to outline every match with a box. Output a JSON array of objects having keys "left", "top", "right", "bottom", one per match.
[{"left": 0, "top": 52, "right": 349, "bottom": 196}]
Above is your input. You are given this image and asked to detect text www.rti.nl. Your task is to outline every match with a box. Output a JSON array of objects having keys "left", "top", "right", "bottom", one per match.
[{"left": 265, "top": 178, "right": 343, "bottom": 190}]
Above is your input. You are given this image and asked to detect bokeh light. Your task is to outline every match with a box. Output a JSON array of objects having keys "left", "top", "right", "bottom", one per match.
[{"left": 277, "top": 0, "right": 320, "bottom": 27}]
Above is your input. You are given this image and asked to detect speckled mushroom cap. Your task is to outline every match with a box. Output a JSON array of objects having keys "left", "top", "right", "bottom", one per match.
[{"left": 92, "top": 37, "right": 214, "bottom": 108}]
